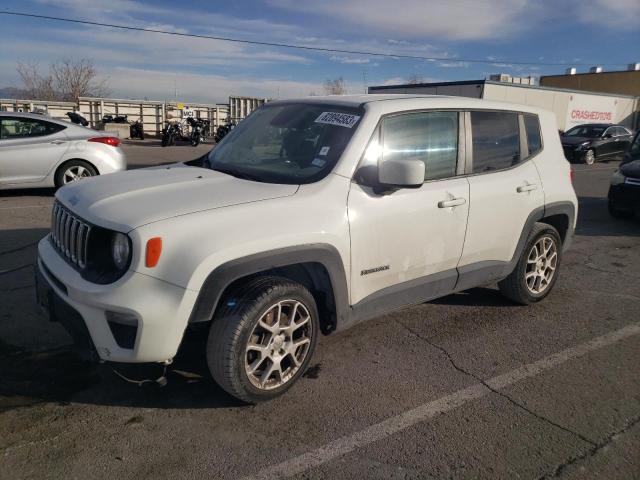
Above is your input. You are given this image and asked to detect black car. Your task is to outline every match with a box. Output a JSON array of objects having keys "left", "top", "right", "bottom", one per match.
[
  {"left": 608, "top": 131, "right": 640, "bottom": 218},
  {"left": 561, "top": 123, "right": 634, "bottom": 165}
]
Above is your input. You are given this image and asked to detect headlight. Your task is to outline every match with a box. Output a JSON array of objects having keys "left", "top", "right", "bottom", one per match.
[
  {"left": 111, "top": 232, "right": 131, "bottom": 270},
  {"left": 610, "top": 170, "right": 626, "bottom": 186},
  {"left": 576, "top": 141, "right": 591, "bottom": 151}
]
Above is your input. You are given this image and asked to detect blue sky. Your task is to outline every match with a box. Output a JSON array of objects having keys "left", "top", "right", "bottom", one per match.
[{"left": 0, "top": 0, "right": 638, "bottom": 103}]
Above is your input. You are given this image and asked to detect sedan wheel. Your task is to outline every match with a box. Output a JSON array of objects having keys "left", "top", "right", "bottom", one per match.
[
  {"left": 584, "top": 149, "right": 596, "bottom": 165},
  {"left": 63, "top": 165, "right": 93, "bottom": 184}
]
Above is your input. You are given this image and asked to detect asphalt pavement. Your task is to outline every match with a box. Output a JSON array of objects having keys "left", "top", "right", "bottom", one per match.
[{"left": 0, "top": 142, "right": 638, "bottom": 480}]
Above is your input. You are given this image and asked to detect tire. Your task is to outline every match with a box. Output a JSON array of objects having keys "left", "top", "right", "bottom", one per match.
[
  {"left": 190, "top": 133, "right": 200, "bottom": 147},
  {"left": 54, "top": 160, "right": 98, "bottom": 188},
  {"left": 498, "top": 223, "right": 562, "bottom": 305},
  {"left": 583, "top": 149, "right": 596, "bottom": 165},
  {"left": 207, "top": 276, "right": 319, "bottom": 403},
  {"left": 161, "top": 133, "right": 170, "bottom": 147}
]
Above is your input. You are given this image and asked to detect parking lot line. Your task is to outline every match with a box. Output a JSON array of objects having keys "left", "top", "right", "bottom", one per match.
[{"left": 242, "top": 322, "right": 640, "bottom": 480}]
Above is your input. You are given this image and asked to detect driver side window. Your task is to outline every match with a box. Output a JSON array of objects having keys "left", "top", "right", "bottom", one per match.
[{"left": 381, "top": 111, "right": 459, "bottom": 181}]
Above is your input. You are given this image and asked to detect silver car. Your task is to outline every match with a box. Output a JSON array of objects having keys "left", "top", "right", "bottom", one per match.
[{"left": 0, "top": 112, "right": 126, "bottom": 190}]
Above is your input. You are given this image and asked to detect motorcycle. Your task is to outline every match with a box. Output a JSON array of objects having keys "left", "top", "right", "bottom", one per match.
[
  {"left": 66, "top": 111, "right": 89, "bottom": 126},
  {"left": 187, "top": 117, "right": 206, "bottom": 147},
  {"left": 161, "top": 121, "right": 183, "bottom": 147},
  {"left": 214, "top": 121, "right": 236, "bottom": 143},
  {"left": 102, "top": 114, "right": 145, "bottom": 140},
  {"left": 129, "top": 118, "right": 145, "bottom": 140}
]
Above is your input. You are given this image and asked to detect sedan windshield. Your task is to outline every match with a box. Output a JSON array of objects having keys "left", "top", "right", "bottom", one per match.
[
  {"left": 206, "top": 102, "right": 363, "bottom": 184},
  {"left": 564, "top": 125, "right": 606, "bottom": 138}
]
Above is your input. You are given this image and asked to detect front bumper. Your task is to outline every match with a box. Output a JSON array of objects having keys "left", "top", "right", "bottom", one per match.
[
  {"left": 36, "top": 236, "right": 198, "bottom": 363},
  {"left": 608, "top": 181, "right": 640, "bottom": 214}
]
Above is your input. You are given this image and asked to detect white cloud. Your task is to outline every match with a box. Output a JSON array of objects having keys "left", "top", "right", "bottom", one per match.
[
  {"left": 330, "top": 56, "right": 372, "bottom": 65},
  {"left": 103, "top": 67, "right": 325, "bottom": 103},
  {"left": 269, "top": 0, "right": 638, "bottom": 40}
]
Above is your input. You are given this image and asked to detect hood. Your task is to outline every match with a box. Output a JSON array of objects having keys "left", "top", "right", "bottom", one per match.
[
  {"left": 561, "top": 136, "right": 592, "bottom": 147},
  {"left": 620, "top": 159, "right": 640, "bottom": 179},
  {"left": 56, "top": 163, "right": 299, "bottom": 231}
]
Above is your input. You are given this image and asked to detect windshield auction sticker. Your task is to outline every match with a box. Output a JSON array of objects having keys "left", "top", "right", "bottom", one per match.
[{"left": 315, "top": 112, "right": 361, "bottom": 128}]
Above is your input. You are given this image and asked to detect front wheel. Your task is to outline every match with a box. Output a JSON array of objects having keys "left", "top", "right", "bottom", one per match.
[
  {"left": 583, "top": 149, "right": 596, "bottom": 165},
  {"left": 207, "top": 276, "right": 319, "bottom": 403},
  {"left": 499, "top": 223, "right": 562, "bottom": 305},
  {"left": 190, "top": 133, "right": 200, "bottom": 147}
]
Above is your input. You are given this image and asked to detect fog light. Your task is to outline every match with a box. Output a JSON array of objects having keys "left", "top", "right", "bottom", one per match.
[{"left": 106, "top": 311, "right": 139, "bottom": 349}]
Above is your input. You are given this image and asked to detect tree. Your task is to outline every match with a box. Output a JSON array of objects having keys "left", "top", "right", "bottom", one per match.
[
  {"left": 324, "top": 77, "right": 346, "bottom": 95},
  {"left": 406, "top": 74, "right": 425, "bottom": 85},
  {"left": 16, "top": 58, "right": 109, "bottom": 102}
]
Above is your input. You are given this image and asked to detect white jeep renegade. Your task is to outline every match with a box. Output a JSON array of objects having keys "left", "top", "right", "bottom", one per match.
[{"left": 36, "top": 95, "right": 578, "bottom": 402}]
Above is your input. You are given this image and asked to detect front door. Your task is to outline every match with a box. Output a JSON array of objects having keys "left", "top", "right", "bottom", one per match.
[
  {"left": 348, "top": 110, "right": 469, "bottom": 306},
  {"left": 0, "top": 116, "right": 69, "bottom": 185}
]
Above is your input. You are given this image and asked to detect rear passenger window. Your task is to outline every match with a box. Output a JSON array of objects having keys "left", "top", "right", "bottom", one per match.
[
  {"left": 471, "top": 111, "right": 520, "bottom": 173},
  {"left": 523, "top": 114, "right": 542, "bottom": 156},
  {"left": 382, "top": 111, "right": 458, "bottom": 181}
]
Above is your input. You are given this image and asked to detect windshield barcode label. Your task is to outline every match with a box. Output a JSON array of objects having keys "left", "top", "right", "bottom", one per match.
[{"left": 315, "top": 112, "right": 361, "bottom": 128}]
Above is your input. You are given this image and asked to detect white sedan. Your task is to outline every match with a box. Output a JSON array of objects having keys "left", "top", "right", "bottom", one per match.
[{"left": 0, "top": 111, "right": 126, "bottom": 190}]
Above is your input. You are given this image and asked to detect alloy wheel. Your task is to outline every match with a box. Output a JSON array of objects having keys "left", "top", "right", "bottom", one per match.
[
  {"left": 525, "top": 236, "right": 558, "bottom": 294},
  {"left": 584, "top": 149, "right": 595, "bottom": 165},
  {"left": 244, "top": 299, "right": 312, "bottom": 390},
  {"left": 63, "top": 165, "right": 92, "bottom": 184}
]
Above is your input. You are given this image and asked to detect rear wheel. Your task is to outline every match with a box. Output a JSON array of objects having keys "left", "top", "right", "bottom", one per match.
[
  {"left": 54, "top": 160, "right": 97, "bottom": 187},
  {"left": 207, "top": 276, "right": 319, "bottom": 403},
  {"left": 499, "top": 223, "right": 562, "bottom": 305}
]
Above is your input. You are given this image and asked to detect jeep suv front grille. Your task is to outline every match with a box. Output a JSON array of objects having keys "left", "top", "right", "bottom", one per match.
[{"left": 50, "top": 202, "right": 92, "bottom": 269}]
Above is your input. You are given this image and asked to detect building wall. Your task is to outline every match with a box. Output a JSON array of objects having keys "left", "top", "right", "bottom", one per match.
[
  {"left": 540, "top": 71, "right": 640, "bottom": 97},
  {"left": 482, "top": 83, "right": 639, "bottom": 131}
]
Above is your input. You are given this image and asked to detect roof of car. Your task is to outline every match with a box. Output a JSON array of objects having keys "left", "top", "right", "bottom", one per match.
[
  {"left": 268, "top": 94, "right": 552, "bottom": 115},
  {"left": 0, "top": 111, "right": 59, "bottom": 119}
]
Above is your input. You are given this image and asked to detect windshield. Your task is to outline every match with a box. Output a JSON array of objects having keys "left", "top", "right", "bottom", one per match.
[
  {"left": 206, "top": 102, "right": 363, "bottom": 184},
  {"left": 564, "top": 125, "right": 606, "bottom": 138}
]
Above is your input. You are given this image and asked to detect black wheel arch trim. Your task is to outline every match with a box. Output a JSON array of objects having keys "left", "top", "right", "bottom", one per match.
[
  {"left": 188, "top": 244, "right": 350, "bottom": 325},
  {"left": 188, "top": 201, "right": 576, "bottom": 333}
]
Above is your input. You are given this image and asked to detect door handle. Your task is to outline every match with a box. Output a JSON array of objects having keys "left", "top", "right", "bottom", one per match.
[
  {"left": 50, "top": 140, "right": 67, "bottom": 145},
  {"left": 517, "top": 183, "right": 537, "bottom": 193},
  {"left": 438, "top": 197, "right": 466, "bottom": 208}
]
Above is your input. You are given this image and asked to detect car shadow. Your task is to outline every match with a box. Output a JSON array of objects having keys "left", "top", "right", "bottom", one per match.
[
  {"left": 429, "top": 287, "right": 520, "bottom": 307},
  {"left": 0, "top": 333, "right": 244, "bottom": 411},
  {"left": 576, "top": 196, "right": 640, "bottom": 237}
]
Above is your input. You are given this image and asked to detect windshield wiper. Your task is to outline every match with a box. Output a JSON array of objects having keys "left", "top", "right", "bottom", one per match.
[{"left": 212, "top": 167, "right": 262, "bottom": 182}]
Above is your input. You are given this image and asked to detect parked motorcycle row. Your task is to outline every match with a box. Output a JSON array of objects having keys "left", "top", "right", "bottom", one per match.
[
  {"left": 161, "top": 117, "right": 235, "bottom": 148},
  {"left": 66, "top": 111, "right": 145, "bottom": 140},
  {"left": 65, "top": 109, "right": 234, "bottom": 147}
]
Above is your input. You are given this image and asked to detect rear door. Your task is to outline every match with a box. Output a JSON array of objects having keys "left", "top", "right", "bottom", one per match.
[
  {"left": 612, "top": 126, "right": 633, "bottom": 154},
  {"left": 457, "top": 110, "right": 544, "bottom": 288},
  {"left": 0, "top": 116, "right": 69, "bottom": 185}
]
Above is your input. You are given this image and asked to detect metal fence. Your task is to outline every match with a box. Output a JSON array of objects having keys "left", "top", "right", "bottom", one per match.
[
  {"left": 229, "top": 96, "right": 269, "bottom": 122},
  {"left": 0, "top": 97, "right": 230, "bottom": 136}
]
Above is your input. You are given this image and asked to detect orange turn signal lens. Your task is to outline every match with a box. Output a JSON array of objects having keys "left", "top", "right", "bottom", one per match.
[{"left": 145, "top": 237, "right": 162, "bottom": 267}]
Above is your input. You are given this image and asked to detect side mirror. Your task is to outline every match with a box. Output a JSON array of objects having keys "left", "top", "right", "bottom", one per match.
[
  {"left": 603, "top": 133, "right": 612, "bottom": 139},
  {"left": 378, "top": 159, "right": 424, "bottom": 188}
]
